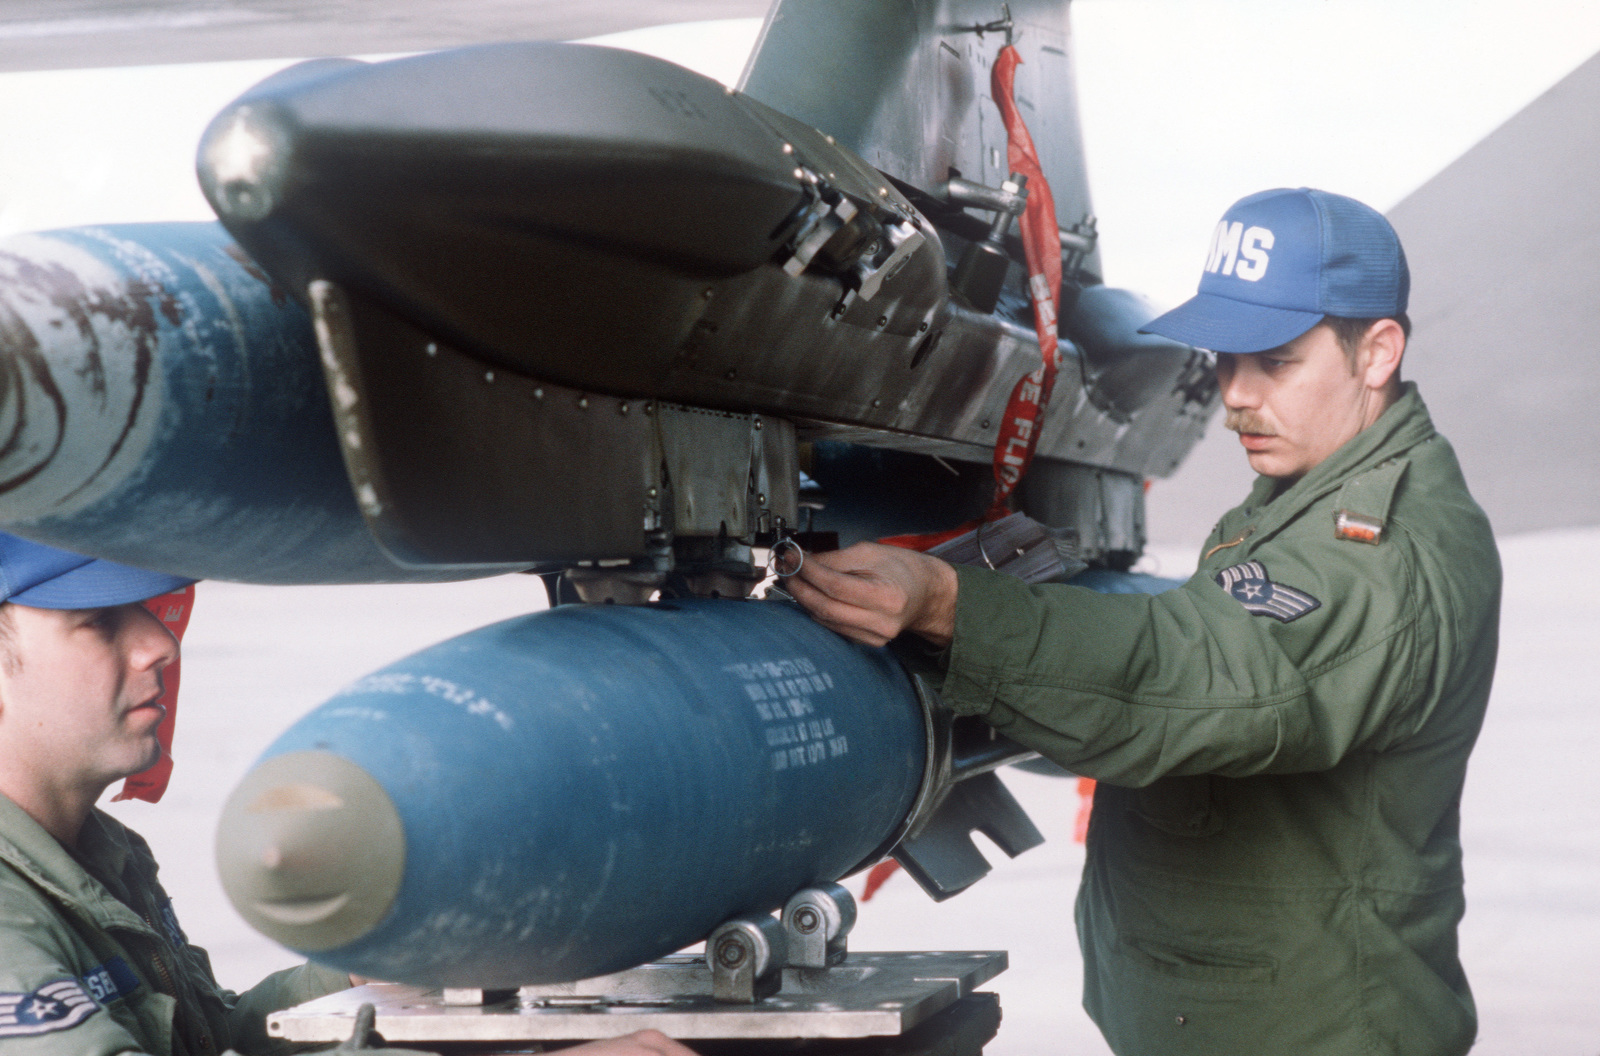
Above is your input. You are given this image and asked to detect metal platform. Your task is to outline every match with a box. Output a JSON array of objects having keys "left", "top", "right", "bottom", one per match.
[{"left": 269, "top": 951, "right": 1005, "bottom": 1045}]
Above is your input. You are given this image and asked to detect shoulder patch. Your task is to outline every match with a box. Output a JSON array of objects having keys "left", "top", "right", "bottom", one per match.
[
  {"left": 0, "top": 979, "right": 98, "bottom": 1036},
  {"left": 1215, "top": 560, "right": 1321, "bottom": 623}
]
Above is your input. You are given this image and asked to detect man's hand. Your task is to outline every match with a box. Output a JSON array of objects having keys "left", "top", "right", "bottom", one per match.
[
  {"left": 557, "top": 1031, "right": 698, "bottom": 1055},
  {"left": 322, "top": 1001, "right": 697, "bottom": 1055},
  {"left": 318, "top": 1028, "right": 697, "bottom": 1055},
  {"left": 787, "top": 542, "right": 958, "bottom": 648}
]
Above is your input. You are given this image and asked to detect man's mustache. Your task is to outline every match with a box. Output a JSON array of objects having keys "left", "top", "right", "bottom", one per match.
[{"left": 1224, "top": 409, "right": 1277, "bottom": 436}]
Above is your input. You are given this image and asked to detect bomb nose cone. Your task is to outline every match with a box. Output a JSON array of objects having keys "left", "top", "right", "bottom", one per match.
[{"left": 216, "top": 750, "right": 404, "bottom": 952}]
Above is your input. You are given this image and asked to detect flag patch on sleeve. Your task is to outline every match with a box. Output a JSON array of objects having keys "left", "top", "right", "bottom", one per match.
[
  {"left": 0, "top": 979, "right": 98, "bottom": 1036},
  {"left": 1215, "top": 560, "right": 1321, "bottom": 623}
]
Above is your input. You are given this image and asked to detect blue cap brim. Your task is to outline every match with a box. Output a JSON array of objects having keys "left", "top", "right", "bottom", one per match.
[
  {"left": 9, "top": 559, "right": 194, "bottom": 609},
  {"left": 1138, "top": 292, "right": 1323, "bottom": 354}
]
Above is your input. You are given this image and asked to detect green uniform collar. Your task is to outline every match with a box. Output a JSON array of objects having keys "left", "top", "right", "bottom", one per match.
[
  {"left": 0, "top": 793, "right": 160, "bottom": 938},
  {"left": 1234, "top": 383, "right": 1435, "bottom": 553}
]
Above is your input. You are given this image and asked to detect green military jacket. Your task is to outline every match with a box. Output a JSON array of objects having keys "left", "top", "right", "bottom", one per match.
[
  {"left": 934, "top": 385, "right": 1500, "bottom": 1055},
  {"left": 0, "top": 793, "right": 349, "bottom": 1055}
]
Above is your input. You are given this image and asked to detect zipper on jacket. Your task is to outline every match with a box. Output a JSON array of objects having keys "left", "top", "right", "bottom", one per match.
[
  {"left": 143, "top": 916, "right": 219, "bottom": 1056},
  {"left": 143, "top": 934, "right": 178, "bottom": 996}
]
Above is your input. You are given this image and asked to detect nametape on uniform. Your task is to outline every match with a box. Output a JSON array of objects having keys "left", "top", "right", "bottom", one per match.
[
  {"left": 0, "top": 979, "right": 98, "bottom": 1037},
  {"left": 1215, "top": 560, "right": 1321, "bottom": 623},
  {"left": 83, "top": 957, "right": 142, "bottom": 1005}
]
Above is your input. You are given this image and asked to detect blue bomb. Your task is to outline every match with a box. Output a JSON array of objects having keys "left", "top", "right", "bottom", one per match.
[
  {"left": 215, "top": 598, "right": 927, "bottom": 987},
  {"left": 0, "top": 221, "right": 514, "bottom": 583}
]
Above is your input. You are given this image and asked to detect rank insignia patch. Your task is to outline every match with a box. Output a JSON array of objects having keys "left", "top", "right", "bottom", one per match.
[
  {"left": 1215, "top": 560, "right": 1321, "bottom": 623},
  {"left": 0, "top": 979, "right": 98, "bottom": 1037}
]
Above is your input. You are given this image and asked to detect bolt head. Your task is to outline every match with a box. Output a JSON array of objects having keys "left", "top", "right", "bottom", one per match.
[
  {"left": 794, "top": 908, "right": 820, "bottom": 934},
  {"left": 715, "top": 938, "right": 747, "bottom": 969}
]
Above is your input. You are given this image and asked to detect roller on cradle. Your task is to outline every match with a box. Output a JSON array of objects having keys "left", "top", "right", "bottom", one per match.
[{"left": 0, "top": 222, "right": 519, "bottom": 583}]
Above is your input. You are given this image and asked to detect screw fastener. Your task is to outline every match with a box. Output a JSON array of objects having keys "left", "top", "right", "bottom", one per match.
[{"left": 715, "top": 939, "right": 747, "bottom": 969}]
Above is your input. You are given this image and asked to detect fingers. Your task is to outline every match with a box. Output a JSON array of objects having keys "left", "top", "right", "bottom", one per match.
[
  {"left": 786, "top": 571, "right": 900, "bottom": 646},
  {"left": 793, "top": 544, "right": 919, "bottom": 613},
  {"left": 810, "top": 613, "right": 893, "bottom": 649},
  {"left": 793, "top": 544, "right": 900, "bottom": 605},
  {"left": 784, "top": 544, "right": 953, "bottom": 643},
  {"left": 786, "top": 542, "right": 957, "bottom": 646},
  {"left": 631, "top": 1029, "right": 699, "bottom": 1055},
  {"left": 560, "top": 1029, "right": 699, "bottom": 1055}
]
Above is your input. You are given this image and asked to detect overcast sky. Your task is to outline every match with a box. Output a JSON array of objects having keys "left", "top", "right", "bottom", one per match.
[{"left": 0, "top": 3, "right": 1596, "bottom": 307}]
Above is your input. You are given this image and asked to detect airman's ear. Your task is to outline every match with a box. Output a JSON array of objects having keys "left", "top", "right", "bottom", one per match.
[{"left": 1360, "top": 318, "right": 1405, "bottom": 392}]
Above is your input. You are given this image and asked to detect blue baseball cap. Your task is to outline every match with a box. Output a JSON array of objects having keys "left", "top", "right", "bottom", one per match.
[
  {"left": 1140, "top": 188, "right": 1409, "bottom": 354},
  {"left": 0, "top": 533, "right": 195, "bottom": 609}
]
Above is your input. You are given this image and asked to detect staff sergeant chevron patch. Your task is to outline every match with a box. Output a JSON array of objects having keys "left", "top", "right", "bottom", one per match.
[
  {"left": 0, "top": 979, "right": 98, "bottom": 1037},
  {"left": 1215, "top": 560, "right": 1321, "bottom": 623}
]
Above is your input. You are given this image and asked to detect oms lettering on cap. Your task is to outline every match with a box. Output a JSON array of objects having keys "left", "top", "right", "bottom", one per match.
[{"left": 1204, "top": 221, "right": 1274, "bottom": 281}]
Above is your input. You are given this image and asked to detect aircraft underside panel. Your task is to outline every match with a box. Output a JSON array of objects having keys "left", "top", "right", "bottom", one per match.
[
  {"left": 0, "top": 6, "right": 1220, "bottom": 580},
  {"left": 740, "top": 0, "right": 1101, "bottom": 280}
]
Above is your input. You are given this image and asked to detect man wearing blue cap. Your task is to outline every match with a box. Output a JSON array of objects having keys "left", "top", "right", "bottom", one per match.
[
  {"left": 791, "top": 189, "right": 1500, "bottom": 1055},
  {"left": 0, "top": 532, "right": 694, "bottom": 1056}
]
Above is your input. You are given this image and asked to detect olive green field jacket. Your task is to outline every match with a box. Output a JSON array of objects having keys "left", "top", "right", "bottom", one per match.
[
  {"left": 0, "top": 794, "right": 348, "bottom": 1055},
  {"left": 934, "top": 385, "right": 1500, "bottom": 1055}
]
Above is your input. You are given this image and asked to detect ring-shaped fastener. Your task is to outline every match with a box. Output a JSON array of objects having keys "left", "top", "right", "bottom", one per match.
[
  {"left": 769, "top": 537, "right": 806, "bottom": 578},
  {"left": 974, "top": 520, "right": 998, "bottom": 570}
]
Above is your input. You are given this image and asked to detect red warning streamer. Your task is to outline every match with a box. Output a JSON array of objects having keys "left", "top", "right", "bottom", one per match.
[
  {"left": 113, "top": 584, "right": 196, "bottom": 804},
  {"left": 987, "top": 44, "right": 1063, "bottom": 519}
]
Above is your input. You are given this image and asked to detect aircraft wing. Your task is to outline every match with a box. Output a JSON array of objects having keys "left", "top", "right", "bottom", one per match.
[{"left": 0, "top": 0, "right": 769, "bottom": 72}]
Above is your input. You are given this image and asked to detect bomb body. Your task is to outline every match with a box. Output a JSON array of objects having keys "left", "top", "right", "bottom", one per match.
[
  {"left": 218, "top": 599, "right": 926, "bottom": 987},
  {"left": 0, "top": 222, "right": 515, "bottom": 582}
]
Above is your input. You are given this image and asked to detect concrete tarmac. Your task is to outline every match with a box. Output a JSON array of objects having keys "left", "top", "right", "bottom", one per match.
[{"left": 101, "top": 527, "right": 1600, "bottom": 1054}]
